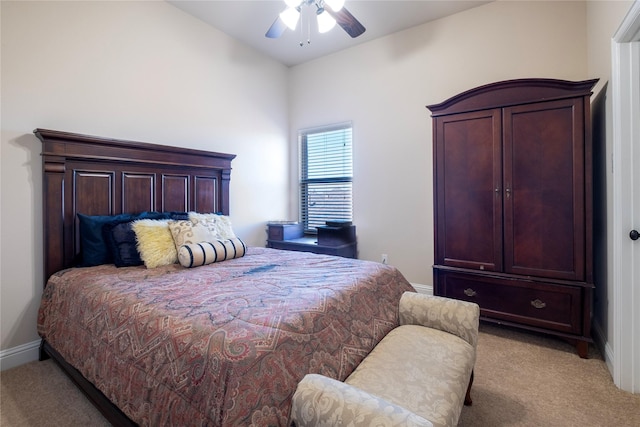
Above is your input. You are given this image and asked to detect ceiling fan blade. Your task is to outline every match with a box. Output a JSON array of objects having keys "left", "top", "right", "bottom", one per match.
[
  {"left": 325, "top": 6, "right": 366, "bottom": 38},
  {"left": 265, "top": 16, "right": 287, "bottom": 38}
]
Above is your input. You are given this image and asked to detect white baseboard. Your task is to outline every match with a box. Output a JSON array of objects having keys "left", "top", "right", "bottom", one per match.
[
  {"left": 0, "top": 340, "right": 41, "bottom": 371},
  {"left": 411, "top": 283, "right": 433, "bottom": 295},
  {"left": 592, "top": 320, "right": 615, "bottom": 377}
]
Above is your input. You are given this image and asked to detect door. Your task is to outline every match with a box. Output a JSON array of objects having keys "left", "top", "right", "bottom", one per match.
[
  {"left": 503, "top": 99, "right": 585, "bottom": 281},
  {"left": 632, "top": 50, "right": 640, "bottom": 389},
  {"left": 434, "top": 109, "right": 502, "bottom": 272},
  {"left": 632, "top": 51, "right": 640, "bottom": 390},
  {"left": 612, "top": 1, "right": 639, "bottom": 393}
]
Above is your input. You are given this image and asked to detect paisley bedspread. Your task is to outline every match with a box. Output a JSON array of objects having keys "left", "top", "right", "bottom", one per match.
[{"left": 37, "top": 247, "right": 415, "bottom": 426}]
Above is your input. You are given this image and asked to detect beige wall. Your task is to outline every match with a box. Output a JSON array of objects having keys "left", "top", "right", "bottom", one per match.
[
  {"left": 289, "top": 0, "right": 590, "bottom": 284},
  {"left": 0, "top": 1, "right": 290, "bottom": 355},
  {"left": 1, "top": 0, "right": 633, "bottom": 369}
]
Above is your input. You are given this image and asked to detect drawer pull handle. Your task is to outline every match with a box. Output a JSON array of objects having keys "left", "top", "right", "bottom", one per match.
[
  {"left": 531, "top": 299, "right": 546, "bottom": 309},
  {"left": 464, "top": 288, "right": 477, "bottom": 297}
]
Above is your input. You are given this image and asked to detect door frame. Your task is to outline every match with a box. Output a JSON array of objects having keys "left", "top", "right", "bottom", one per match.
[{"left": 611, "top": 0, "right": 640, "bottom": 393}]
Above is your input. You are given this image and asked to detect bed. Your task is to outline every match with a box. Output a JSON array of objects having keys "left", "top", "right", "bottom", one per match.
[{"left": 35, "top": 129, "right": 415, "bottom": 426}]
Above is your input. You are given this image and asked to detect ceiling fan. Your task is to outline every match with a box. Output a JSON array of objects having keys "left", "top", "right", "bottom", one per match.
[{"left": 265, "top": 0, "right": 366, "bottom": 40}]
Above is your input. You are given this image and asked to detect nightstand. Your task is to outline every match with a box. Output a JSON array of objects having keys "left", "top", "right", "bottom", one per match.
[{"left": 266, "top": 223, "right": 357, "bottom": 259}]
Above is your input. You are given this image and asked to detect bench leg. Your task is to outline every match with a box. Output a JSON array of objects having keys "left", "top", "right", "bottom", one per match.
[{"left": 464, "top": 370, "right": 474, "bottom": 406}]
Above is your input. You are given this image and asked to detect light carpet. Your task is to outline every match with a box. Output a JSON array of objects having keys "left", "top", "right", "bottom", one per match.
[{"left": 1, "top": 324, "right": 639, "bottom": 426}]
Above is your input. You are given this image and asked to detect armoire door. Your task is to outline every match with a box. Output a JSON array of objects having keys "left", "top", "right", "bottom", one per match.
[
  {"left": 434, "top": 109, "right": 503, "bottom": 272},
  {"left": 502, "top": 98, "right": 585, "bottom": 281}
]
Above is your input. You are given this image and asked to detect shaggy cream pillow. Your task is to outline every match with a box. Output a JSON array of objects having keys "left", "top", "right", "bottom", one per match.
[{"left": 132, "top": 219, "right": 177, "bottom": 268}]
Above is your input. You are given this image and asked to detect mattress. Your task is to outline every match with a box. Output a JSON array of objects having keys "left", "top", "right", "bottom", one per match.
[{"left": 38, "top": 247, "right": 415, "bottom": 426}]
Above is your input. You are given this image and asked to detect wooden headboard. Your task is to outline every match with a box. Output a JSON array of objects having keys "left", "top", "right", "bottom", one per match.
[{"left": 36, "top": 128, "right": 236, "bottom": 283}]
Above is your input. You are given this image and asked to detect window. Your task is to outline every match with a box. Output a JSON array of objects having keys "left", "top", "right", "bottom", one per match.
[{"left": 300, "top": 123, "right": 353, "bottom": 233}]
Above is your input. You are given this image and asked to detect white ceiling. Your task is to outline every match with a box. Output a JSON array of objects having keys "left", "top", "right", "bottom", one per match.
[{"left": 168, "top": 1, "right": 491, "bottom": 67}]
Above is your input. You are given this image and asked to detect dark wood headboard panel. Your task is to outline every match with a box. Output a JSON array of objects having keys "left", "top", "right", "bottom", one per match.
[{"left": 36, "top": 128, "right": 236, "bottom": 283}]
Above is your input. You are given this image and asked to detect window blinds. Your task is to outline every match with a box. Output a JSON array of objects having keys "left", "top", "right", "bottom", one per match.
[{"left": 300, "top": 125, "right": 353, "bottom": 232}]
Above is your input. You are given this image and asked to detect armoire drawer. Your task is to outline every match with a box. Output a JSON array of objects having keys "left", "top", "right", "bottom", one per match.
[{"left": 436, "top": 271, "right": 583, "bottom": 334}]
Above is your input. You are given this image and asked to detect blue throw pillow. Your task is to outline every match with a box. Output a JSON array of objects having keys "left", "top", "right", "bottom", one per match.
[
  {"left": 167, "top": 211, "right": 190, "bottom": 220},
  {"left": 77, "top": 213, "right": 135, "bottom": 266},
  {"left": 78, "top": 211, "right": 187, "bottom": 267},
  {"left": 102, "top": 220, "right": 144, "bottom": 267}
]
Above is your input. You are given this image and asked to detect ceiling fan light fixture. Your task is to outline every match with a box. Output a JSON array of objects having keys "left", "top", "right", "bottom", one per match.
[
  {"left": 284, "top": 0, "right": 303, "bottom": 8},
  {"left": 280, "top": 7, "right": 300, "bottom": 31},
  {"left": 324, "top": 0, "right": 345, "bottom": 12},
  {"left": 317, "top": 9, "right": 336, "bottom": 33},
  {"left": 266, "top": 0, "right": 365, "bottom": 40}
]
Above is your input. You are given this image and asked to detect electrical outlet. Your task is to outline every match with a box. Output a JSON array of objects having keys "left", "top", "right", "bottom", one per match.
[{"left": 381, "top": 254, "right": 388, "bottom": 265}]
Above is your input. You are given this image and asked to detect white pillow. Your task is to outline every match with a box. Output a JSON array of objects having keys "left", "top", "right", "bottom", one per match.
[
  {"left": 168, "top": 220, "right": 218, "bottom": 249},
  {"left": 177, "top": 238, "right": 246, "bottom": 268},
  {"left": 189, "top": 212, "right": 237, "bottom": 240}
]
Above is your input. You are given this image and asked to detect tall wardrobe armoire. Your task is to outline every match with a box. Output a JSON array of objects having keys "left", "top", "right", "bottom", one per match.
[{"left": 427, "top": 78, "right": 598, "bottom": 358}]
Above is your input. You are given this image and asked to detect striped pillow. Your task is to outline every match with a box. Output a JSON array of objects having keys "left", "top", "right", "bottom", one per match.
[{"left": 177, "top": 238, "right": 246, "bottom": 268}]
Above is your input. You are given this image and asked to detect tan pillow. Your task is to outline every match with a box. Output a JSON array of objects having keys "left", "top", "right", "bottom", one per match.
[
  {"left": 132, "top": 219, "right": 177, "bottom": 268},
  {"left": 177, "top": 238, "right": 246, "bottom": 268},
  {"left": 168, "top": 220, "right": 218, "bottom": 249},
  {"left": 188, "top": 212, "right": 237, "bottom": 240}
]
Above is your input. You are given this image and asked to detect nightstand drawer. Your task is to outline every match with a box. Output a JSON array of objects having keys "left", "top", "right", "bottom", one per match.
[{"left": 437, "top": 271, "right": 583, "bottom": 334}]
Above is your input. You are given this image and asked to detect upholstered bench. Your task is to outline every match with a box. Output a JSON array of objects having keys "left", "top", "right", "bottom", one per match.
[{"left": 290, "top": 292, "right": 480, "bottom": 427}]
